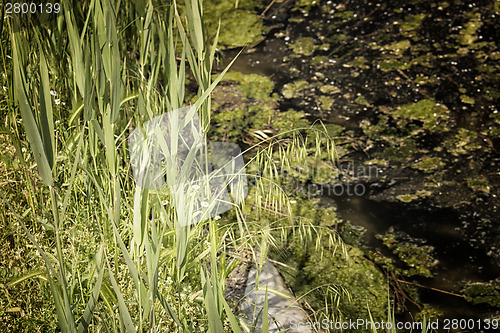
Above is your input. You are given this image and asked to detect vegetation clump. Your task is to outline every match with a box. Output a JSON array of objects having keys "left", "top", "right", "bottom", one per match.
[{"left": 462, "top": 279, "right": 500, "bottom": 308}]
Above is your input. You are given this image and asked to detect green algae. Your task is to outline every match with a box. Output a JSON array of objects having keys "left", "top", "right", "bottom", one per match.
[
  {"left": 288, "top": 37, "right": 329, "bottom": 56},
  {"left": 210, "top": 71, "right": 278, "bottom": 141},
  {"left": 281, "top": 242, "right": 389, "bottom": 328},
  {"left": 384, "top": 40, "right": 411, "bottom": 56},
  {"left": 217, "top": 10, "right": 264, "bottom": 48},
  {"left": 412, "top": 157, "right": 446, "bottom": 173},
  {"left": 220, "top": 71, "right": 277, "bottom": 102},
  {"left": 318, "top": 96, "right": 334, "bottom": 110},
  {"left": 378, "top": 233, "right": 436, "bottom": 278},
  {"left": 311, "top": 55, "right": 329, "bottom": 67},
  {"left": 378, "top": 59, "right": 411, "bottom": 71},
  {"left": 460, "top": 95, "right": 475, "bottom": 104},
  {"left": 319, "top": 84, "right": 341, "bottom": 94},
  {"left": 392, "top": 99, "right": 450, "bottom": 131},
  {"left": 293, "top": 0, "right": 320, "bottom": 14},
  {"left": 315, "top": 123, "right": 344, "bottom": 137},
  {"left": 462, "top": 280, "right": 500, "bottom": 308},
  {"left": 272, "top": 110, "right": 311, "bottom": 134},
  {"left": 397, "top": 190, "right": 432, "bottom": 203},
  {"left": 354, "top": 95, "right": 370, "bottom": 107},
  {"left": 444, "top": 128, "right": 481, "bottom": 156},
  {"left": 180, "top": 0, "right": 264, "bottom": 49},
  {"left": 345, "top": 56, "right": 370, "bottom": 69},
  {"left": 466, "top": 176, "right": 491, "bottom": 194},
  {"left": 281, "top": 80, "right": 311, "bottom": 99},
  {"left": 458, "top": 12, "right": 482, "bottom": 46},
  {"left": 399, "top": 13, "right": 426, "bottom": 38}
]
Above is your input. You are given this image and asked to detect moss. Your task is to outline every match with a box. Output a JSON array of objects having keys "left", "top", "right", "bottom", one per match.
[
  {"left": 281, "top": 243, "right": 388, "bottom": 328},
  {"left": 412, "top": 157, "right": 445, "bottom": 173}
]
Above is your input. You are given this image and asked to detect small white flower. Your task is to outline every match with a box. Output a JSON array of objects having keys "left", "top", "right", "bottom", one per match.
[
  {"left": 214, "top": 215, "right": 221, "bottom": 220},
  {"left": 166, "top": 276, "right": 173, "bottom": 284},
  {"left": 203, "top": 240, "right": 210, "bottom": 246},
  {"left": 192, "top": 184, "right": 200, "bottom": 190},
  {"left": 50, "top": 90, "right": 57, "bottom": 96},
  {"left": 201, "top": 201, "right": 209, "bottom": 207},
  {"left": 161, "top": 199, "right": 169, "bottom": 206},
  {"left": 290, "top": 200, "right": 297, "bottom": 204},
  {"left": 54, "top": 99, "right": 60, "bottom": 105}
]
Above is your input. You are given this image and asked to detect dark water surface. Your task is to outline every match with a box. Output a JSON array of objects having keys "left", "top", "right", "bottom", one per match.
[{"left": 330, "top": 195, "right": 500, "bottom": 320}]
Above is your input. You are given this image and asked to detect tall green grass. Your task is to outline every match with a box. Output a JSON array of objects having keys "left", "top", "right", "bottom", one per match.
[{"left": 2, "top": 0, "right": 343, "bottom": 332}]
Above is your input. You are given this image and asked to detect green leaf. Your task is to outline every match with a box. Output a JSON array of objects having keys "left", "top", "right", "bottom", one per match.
[
  {"left": 107, "top": 261, "right": 135, "bottom": 333},
  {"left": 12, "top": 32, "right": 53, "bottom": 186},
  {"left": 77, "top": 261, "right": 105, "bottom": 333},
  {"left": 38, "top": 49, "right": 55, "bottom": 169}
]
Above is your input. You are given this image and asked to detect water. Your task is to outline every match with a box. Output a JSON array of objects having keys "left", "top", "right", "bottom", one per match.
[{"left": 330, "top": 195, "right": 500, "bottom": 321}]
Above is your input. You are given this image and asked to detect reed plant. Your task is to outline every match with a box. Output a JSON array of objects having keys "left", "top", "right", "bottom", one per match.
[{"left": 1, "top": 0, "right": 343, "bottom": 332}]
